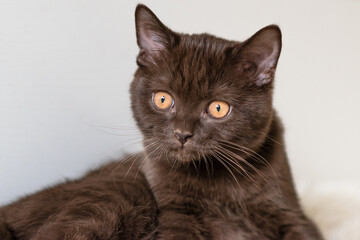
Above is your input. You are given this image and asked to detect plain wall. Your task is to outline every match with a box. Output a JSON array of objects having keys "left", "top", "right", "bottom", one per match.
[{"left": 1, "top": 0, "right": 359, "bottom": 205}]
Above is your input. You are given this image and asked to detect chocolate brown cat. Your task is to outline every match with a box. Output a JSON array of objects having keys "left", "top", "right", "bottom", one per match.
[{"left": 0, "top": 4, "right": 323, "bottom": 240}]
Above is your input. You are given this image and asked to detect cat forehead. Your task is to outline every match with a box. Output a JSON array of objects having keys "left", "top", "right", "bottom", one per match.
[
  {"left": 168, "top": 35, "right": 239, "bottom": 100},
  {"left": 150, "top": 71, "right": 239, "bottom": 104},
  {"left": 176, "top": 34, "right": 236, "bottom": 61},
  {"left": 145, "top": 34, "right": 243, "bottom": 102}
]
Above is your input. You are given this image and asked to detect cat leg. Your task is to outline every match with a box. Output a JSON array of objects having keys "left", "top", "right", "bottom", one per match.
[
  {"left": 1, "top": 159, "right": 157, "bottom": 239},
  {"left": 28, "top": 200, "right": 157, "bottom": 240}
]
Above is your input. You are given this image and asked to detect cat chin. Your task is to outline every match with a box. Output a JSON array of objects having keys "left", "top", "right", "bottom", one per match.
[
  {"left": 171, "top": 149, "right": 203, "bottom": 163},
  {"left": 144, "top": 146, "right": 199, "bottom": 163},
  {"left": 174, "top": 154, "right": 195, "bottom": 163}
]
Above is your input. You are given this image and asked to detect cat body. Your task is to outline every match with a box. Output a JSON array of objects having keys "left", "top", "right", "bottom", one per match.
[
  {"left": 142, "top": 116, "right": 320, "bottom": 240},
  {"left": 0, "top": 4, "right": 323, "bottom": 240},
  {"left": 0, "top": 158, "right": 157, "bottom": 240}
]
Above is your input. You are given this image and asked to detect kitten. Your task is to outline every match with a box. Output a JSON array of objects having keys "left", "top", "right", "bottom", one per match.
[{"left": 0, "top": 4, "right": 323, "bottom": 240}]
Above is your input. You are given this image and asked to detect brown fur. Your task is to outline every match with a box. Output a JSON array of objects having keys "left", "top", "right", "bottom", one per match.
[{"left": 0, "top": 4, "right": 323, "bottom": 240}]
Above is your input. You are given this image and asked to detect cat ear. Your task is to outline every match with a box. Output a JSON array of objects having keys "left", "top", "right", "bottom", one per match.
[
  {"left": 135, "top": 4, "right": 175, "bottom": 66},
  {"left": 237, "top": 25, "right": 282, "bottom": 86}
]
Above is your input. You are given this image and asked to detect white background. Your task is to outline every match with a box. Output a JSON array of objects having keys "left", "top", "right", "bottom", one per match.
[{"left": 0, "top": 0, "right": 359, "bottom": 205}]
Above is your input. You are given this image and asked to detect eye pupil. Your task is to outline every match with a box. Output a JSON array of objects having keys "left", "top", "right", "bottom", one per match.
[
  {"left": 207, "top": 101, "right": 230, "bottom": 119},
  {"left": 153, "top": 91, "right": 173, "bottom": 110},
  {"left": 216, "top": 105, "right": 221, "bottom": 112}
]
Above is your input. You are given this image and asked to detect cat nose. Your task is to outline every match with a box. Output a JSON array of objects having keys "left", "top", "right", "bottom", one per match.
[{"left": 174, "top": 131, "right": 193, "bottom": 145}]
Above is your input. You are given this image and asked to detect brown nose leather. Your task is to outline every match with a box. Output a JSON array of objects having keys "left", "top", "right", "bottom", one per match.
[{"left": 174, "top": 131, "right": 193, "bottom": 145}]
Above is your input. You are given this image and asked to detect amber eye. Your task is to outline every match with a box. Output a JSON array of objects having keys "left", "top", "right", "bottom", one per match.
[
  {"left": 207, "top": 101, "right": 231, "bottom": 119},
  {"left": 152, "top": 91, "right": 174, "bottom": 110}
]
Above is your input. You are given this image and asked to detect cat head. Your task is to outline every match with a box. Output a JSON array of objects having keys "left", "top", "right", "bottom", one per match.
[{"left": 130, "top": 4, "right": 281, "bottom": 164}]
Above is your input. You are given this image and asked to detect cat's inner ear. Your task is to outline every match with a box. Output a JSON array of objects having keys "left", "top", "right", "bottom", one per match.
[
  {"left": 135, "top": 5, "right": 174, "bottom": 66},
  {"left": 237, "top": 25, "right": 282, "bottom": 86}
]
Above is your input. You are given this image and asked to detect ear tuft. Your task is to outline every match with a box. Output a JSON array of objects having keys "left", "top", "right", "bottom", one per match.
[
  {"left": 135, "top": 4, "right": 174, "bottom": 66},
  {"left": 238, "top": 25, "right": 282, "bottom": 86}
]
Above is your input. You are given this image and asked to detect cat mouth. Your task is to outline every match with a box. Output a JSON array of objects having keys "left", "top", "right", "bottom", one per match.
[
  {"left": 170, "top": 146, "right": 202, "bottom": 162},
  {"left": 173, "top": 152, "right": 193, "bottom": 162},
  {"left": 145, "top": 138, "right": 202, "bottom": 163}
]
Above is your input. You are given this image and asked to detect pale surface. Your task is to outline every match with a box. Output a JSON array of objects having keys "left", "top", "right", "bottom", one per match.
[
  {"left": 300, "top": 183, "right": 360, "bottom": 240},
  {"left": 1, "top": 0, "right": 359, "bottom": 206}
]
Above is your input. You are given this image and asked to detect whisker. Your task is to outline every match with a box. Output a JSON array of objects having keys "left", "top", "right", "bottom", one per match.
[
  {"left": 214, "top": 147, "right": 254, "bottom": 183},
  {"left": 134, "top": 141, "right": 163, "bottom": 182},
  {"left": 216, "top": 139, "right": 280, "bottom": 190},
  {"left": 200, "top": 151, "right": 211, "bottom": 181},
  {"left": 211, "top": 150, "right": 241, "bottom": 189},
  {"left": 259, "top": 131, "right": 282, "bottom": 146},
  {"left": 121, "top": 139, "right": 160, "bottom": 180},
  {"left": 191, "top": 157, "right": 199, "bottom": 174},
  {"left": 107, "top": 152, "right": 138, "bottom": 177},
  {"left": 219, "top": 146, "right": 279, "bottom": 192}
]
